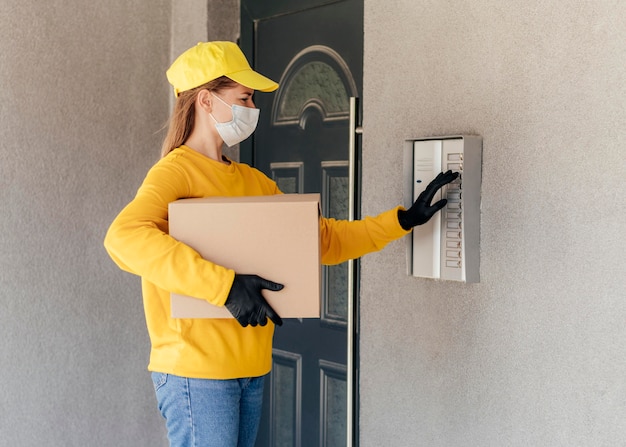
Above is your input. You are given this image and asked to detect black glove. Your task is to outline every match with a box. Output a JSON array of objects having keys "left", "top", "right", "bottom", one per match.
[
  {"left": 225, "top": 274, "right": 284, "bottom": 327},
  {"left": 398, "top": 170, "right": 459, "bottom": 230}
]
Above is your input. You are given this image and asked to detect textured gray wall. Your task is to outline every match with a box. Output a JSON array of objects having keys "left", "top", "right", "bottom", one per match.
[
  {"left": 0, "top": 1, "right": 240, "bottom": 445},
  {"left": 0, "top": 2, "right": 170, "bottom": 446},
  {"left": 360, "top": 1, "right": 626, "bottom": 446}
]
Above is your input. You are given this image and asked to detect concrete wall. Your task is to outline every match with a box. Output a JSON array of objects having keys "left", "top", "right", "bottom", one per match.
[
  {"left": 0, "top": 2, "right": 170, "bottom": 446},
  {"left": 0, "top": 1, "right": 239, "bottom": 445},
  {"left": 360, "top": 1, "right": 626, "bottom": 446}
]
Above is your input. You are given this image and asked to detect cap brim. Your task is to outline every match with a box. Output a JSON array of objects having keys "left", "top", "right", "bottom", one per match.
[{"left": 226, "top": 69, "right": 279, "bottom": 92}]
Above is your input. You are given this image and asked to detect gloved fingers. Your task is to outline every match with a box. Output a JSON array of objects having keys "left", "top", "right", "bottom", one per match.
[
  {"left": 255, "top": 276, "right": 284, "bottom": 325},
  {"left": 266, "top": 305, "right": 283, "bottom": 327},
  {"left": 226, "top": 274, "right": 284, "bottom": 327},
  {"left": 417, "top": 183, "right": 439, "bottom": 205},
  {"left": 428, "top": 198, "right": 448, "bottom": 214},
  {"left": 420, "top": 170, "right": 459, "bottom": 203},
  {"left": 256, "top": 275, "right": 284, "bottom": 292},
  {"left": 254, "top": 297, "right": 282, "bottom": 327},
  {"left": 242, "top": 290, "right": 281, "bottom": 327},
  {"left": 437, "top": 169, "right": 459, "bottom": 184}
]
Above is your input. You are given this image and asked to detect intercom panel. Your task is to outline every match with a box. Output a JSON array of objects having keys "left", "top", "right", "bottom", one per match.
[{"left": 403, "top": 136, "right": 482, "bottom": 283}]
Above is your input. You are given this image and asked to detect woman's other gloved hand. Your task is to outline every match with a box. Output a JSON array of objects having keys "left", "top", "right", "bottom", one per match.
[
  {"left": 397, "top": 170, "right": 459, "bottom": 230},
  {"left": 225, "top": 274, "right": 284, "bottom": 327}
]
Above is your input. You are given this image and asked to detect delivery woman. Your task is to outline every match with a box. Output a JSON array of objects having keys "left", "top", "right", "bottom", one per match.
[{"left": 104, "top": 41, "right": 457, "bottom": 447}]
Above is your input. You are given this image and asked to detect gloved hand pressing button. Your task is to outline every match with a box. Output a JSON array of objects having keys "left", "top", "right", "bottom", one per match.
[
  {"left": 397, "top": 170, "right": 459, "bottom": 230},
  {"left": 225, "top": 274, "right": 284, "bottom": 327}
]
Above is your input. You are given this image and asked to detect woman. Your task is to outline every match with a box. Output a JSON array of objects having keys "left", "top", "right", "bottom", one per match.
[{"left": 104, "top": 41, "right": 457, "bottom": 447}]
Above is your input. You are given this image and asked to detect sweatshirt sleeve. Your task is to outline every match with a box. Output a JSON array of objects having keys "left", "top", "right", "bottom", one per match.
[
  {"left": 103, "top": 160, "right": 234, "bottom": 307},
  {"left": 319, "top": 206, "right": 411, "bottom": 265}
]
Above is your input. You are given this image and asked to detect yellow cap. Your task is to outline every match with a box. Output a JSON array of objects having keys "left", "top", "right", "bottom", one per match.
[{"left": 166, "top": 41, "right": 279, "bottom": 96}]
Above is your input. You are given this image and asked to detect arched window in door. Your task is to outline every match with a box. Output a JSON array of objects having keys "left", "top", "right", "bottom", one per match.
[{"left": 271, "top": 45, "right": 358, "bottom": 130}]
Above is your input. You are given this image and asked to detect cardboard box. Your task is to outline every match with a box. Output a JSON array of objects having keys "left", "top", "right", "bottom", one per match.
[{"left": 168, "top": 194, "right": 321, "bottom": 319}]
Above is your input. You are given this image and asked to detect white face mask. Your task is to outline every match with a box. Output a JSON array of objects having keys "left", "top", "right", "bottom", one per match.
[{"left": 210, "top": 93, "right": 260, "bottom": 147}]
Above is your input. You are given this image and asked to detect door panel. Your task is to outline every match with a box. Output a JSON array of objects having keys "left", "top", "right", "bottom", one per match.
[
  {"left": 321, "top": 162, "right": 349, "bottom": 326},
  {"left": 241, "top": 1, "right": 363, "bottom": 446},
  {"left": 270, "top": 349, "right": 302, "bottom": 446}
]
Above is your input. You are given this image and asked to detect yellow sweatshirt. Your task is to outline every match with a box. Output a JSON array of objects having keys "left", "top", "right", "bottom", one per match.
[{"left": 104, "top": 145, "right": 409, "bottom": 379}]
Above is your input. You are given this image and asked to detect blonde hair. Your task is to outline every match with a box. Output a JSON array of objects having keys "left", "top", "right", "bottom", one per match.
[{"left": 160, "top": 76, "right": 237, "bottom": 158}]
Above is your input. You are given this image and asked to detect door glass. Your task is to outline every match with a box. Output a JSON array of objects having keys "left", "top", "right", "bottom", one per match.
[
  {"left": 270, "top": 350, "right": 302, "bottom": 446},
  {"left": 271, "top": 162, "right": 304, "bottom": 194},
  {"left": 320, "top": 360, "right": 347, "bottom": 447},
  {"left": 322, "top": 162, "right": 349, "bottom": 325},
  {"left": 276, "top": 60, "right": 350, "bottom": 123}
]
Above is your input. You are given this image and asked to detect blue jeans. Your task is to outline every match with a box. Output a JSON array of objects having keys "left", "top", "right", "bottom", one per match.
[{"left": 151, "top": 373, "right": 266, "bottom": 447}]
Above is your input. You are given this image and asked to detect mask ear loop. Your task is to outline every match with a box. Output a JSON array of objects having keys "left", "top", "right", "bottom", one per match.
[
  {"left": 209, "top": 92, "right": 233, "bottom": 125},
  {"left": 211, "top": 92, "right": 232, "bottom": 108}
]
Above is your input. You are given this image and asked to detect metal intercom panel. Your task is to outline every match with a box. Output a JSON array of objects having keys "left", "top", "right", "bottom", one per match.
[{"left": 403, "top": 135, "right": 482, "bottom": 283}]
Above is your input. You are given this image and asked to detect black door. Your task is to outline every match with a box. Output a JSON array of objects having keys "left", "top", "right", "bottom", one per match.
[{"left": 240, "top": 1, "right": 363, "bottom": 446}]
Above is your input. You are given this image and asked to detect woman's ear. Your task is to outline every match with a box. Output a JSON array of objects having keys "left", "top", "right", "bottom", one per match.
[{"left": 196, "top": 89, "right": 212, "bottom": 113}]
